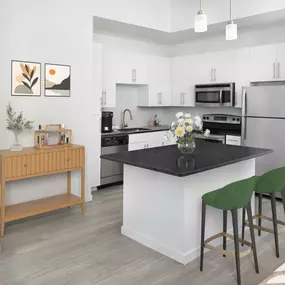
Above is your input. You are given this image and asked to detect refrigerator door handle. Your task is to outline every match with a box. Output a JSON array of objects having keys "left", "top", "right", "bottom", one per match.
[{"left": 241, "top": 88, "right": 247, "bottom": 144}]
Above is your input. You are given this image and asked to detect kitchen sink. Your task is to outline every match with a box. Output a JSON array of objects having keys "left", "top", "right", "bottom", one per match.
[{"left": 118, "top": 128, "right": 151, "bottom": 132}]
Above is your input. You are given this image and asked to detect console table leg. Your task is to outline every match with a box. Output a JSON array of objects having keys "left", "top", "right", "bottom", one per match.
[
  {"left": 81, "top": 167, "right": 85, "bottom": 215},
  {"left": 1, "top": 182, "right": 6, "bottom": 238},
  {"left": 67, "top": 171, "right": 71, "bottom": 195}
]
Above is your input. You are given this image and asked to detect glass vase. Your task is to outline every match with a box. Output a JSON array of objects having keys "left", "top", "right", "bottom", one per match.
[
  {"left": 10, "top": 131, "right": 22, "bottom": 151},
  {"left": 178, "top": 139, "right": 196, "bottom": 155}
]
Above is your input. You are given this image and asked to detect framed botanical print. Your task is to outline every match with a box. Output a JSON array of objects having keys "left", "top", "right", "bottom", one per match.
[
  {"left": 11, "top": 60, "right": 41, "bottom": 96},
  {"left": 45, "top": 64, "right": 71, "bottom": 97}
]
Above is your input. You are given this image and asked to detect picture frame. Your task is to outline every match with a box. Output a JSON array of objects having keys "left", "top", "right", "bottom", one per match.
[
  {"left": 45, "top": 63, "right": 71, "bottom": 97},
  {"left": 11, "top": 60, "right": 41, "bottom": 97}
]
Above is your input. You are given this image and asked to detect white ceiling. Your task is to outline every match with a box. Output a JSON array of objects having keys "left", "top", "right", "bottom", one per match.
[{"left": 93, "top": 9, "right": 285, "bottom": 45}]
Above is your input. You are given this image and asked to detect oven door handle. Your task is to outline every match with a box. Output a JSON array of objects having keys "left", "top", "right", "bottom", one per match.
[{"left": 219, "top": 89, "right": 223, "bottom": 106}]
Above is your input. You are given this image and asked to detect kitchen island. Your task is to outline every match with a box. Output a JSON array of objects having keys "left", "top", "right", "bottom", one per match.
[{"left": 101, "top": 141, "right": 272, "bottom": 265}]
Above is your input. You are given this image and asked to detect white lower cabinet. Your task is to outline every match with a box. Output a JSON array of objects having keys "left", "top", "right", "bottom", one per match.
[
  {"left": 128, "top": 142, "right": 149, "bottom": 151},
  {"left": 128, "top": 131, "right": 175, "bottom": 151}
]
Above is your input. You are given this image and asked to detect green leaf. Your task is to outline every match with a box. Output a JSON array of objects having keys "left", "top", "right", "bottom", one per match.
[
  {"left": 31, "top": 77, "right": 38, "bottom": 88},
  {"left": 25, "top": 64, "right": 30, "bottom": 74},
  {"left": 22, "top": 81, "right": 31, "bottom": 90},
  {"left": 22, "top": 73, "right": 30, "bottom": 82},
  {"left": 30, "top": 69, "right": 34, "bottom": 80}
]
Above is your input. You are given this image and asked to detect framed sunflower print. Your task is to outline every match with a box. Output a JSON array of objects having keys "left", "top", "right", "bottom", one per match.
[
  {"left": 45, "top": 63, "right": 71, "bottom": 97},
  {"left": 11, "top": 60, "right": 41, "bottom": 96}
]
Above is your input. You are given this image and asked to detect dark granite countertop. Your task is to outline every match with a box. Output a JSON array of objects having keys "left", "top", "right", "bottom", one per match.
[
  {"left": 101, "top": 140, "right": 273, "bottom": 177},
  {"left": 101, "top": 125, "right": 170, "bottom": 137}
]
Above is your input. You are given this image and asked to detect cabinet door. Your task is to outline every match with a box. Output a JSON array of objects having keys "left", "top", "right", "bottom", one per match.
[
  {"left": 249, "top": 45, "right": 277, "bottom": 82},
  {"left": 171, "top": 57, "right": 189, "bottom": 106},
  {"left": 103, "top": 48, "right": 118, "bottom": 107},
  {"left": 276, "top": 43, "right": 285, "bottom": 81},
  {"left": 213, "top": 48, "right": 250, "bottom": 108},
  {"left": 134, "top": 53, "right": 149, "bottom": 85},
  {"left": 148, "top": 56, "right": 171, "bottom": 106},
  {"left": 128, "top": 142, "right": 148, "bottom": 151},
  {"left": 93, "top": 42, "right": 103, "bottom": 114}
]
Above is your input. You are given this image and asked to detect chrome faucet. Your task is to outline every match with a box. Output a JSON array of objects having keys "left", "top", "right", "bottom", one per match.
[{"left": 122, "top": 109, "right": 133, "bottom": 129}]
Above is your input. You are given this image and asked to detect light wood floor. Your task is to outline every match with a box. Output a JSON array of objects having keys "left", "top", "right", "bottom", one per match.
[{"left": 1, "top": 185, "right": 285, "bottom": 285}]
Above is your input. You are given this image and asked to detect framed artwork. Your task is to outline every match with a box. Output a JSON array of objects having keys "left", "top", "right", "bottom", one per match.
[
  {"left": 45, "top": 64, "right": 71, "bottom": 97},
  {"left": 11, "top": 60, "right": 41, "bottom": 96}
]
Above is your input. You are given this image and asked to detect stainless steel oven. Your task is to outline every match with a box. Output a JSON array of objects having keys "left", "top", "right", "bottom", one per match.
[{"left": 195, "top": 83, "right": 235, "bottom": 107}]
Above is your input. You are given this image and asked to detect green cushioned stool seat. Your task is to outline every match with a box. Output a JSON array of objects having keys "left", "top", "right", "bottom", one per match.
[
  {"left": 202, "top": 176, "right": 258, "bottom": 210},
  {"left": 255, "top": 166, "right": 285, "bottom": 194},
  {"left": 242, "top": 166, "right": 285, "bottom": 259},
  {"left": 200, "top": 176, "right": 259, "bottom": 285}
]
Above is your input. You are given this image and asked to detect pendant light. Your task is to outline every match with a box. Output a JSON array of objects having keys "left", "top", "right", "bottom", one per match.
[
  {"left": 195, "top": 0, "right": 207, "bottom": 33},
  {"left": 226, "top": 0, "right": 237, "bottom": 40}
]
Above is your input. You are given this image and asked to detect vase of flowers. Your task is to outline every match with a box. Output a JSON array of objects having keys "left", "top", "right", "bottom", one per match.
[
  {"left": 169, "top": 112, "right": 210, "bottom": 155},
  {"left": 6, "top": 102, "right": 34, "bottom": 151}
]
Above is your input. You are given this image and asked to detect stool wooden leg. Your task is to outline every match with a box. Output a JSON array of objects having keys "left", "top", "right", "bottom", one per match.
[
  {"left": 223, "top": 210, "right": 227, "bottom": 257},
  {"left": 200, "top": 202, "right": 206, "bottom": 272},
  {"left": 232, "top": 208, "right": 241, "bottom": 285},
  {"left": 258, "top": 193, "right": 262, "bottom": 236},
  {"left": 247, "top": 202, "right": 259, "bottom": 274},
  {"left": 241, "top": 207, "right": 246, "bottom": 246},
  {"left": 270, "top": 192, "right": 280, "bottom": 258}
]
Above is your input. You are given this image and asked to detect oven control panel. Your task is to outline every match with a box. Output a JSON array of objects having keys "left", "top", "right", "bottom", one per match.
[{"left": 202, "top": 114, "right": 241, "bottom": 125}]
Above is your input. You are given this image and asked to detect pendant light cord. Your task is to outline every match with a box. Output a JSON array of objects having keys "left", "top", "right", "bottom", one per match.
[{"left": 229, "top": 0, "right": 232, "bottom": 21}]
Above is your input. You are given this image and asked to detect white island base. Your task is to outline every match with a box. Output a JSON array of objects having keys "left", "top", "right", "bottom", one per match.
[{"left": 121, "top": 159, "right": 255, "bottom": 265}]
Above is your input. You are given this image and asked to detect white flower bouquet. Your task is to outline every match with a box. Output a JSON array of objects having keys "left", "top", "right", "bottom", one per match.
[{"left": 169, "top": 112, "right": 210, "bottom": 154}]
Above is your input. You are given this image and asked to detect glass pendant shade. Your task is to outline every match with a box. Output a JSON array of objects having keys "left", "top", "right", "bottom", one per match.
[
  {"left": 195, "top": 11, "right": 207, "bottom": 33},
  {"left": 226, "top": 21, "right": 237, "bottom": 40}
]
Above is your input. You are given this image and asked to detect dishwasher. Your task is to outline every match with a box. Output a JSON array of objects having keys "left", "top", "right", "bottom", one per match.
[{"left": 100, "top": 134, "right": 129, "bottom": 186}]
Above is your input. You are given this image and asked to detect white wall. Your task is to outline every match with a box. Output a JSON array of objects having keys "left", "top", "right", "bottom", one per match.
[
  {"left": 88, "top": 0, "right": 171, "bottom": 32},
  {"left": 1, "top": 0, "right": 171, "bottom": 206},
  {"left": 170, "top": 0, "right": 285, "bottom": 32}
]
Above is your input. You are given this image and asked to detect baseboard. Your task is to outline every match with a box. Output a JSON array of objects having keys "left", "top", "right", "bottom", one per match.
[
  {"left": 85, "top": 193, "right": 93, "bottom": 202},
  {"left": 122, "top": 226, "right": 191, "bottom": 265},
  {"left": 121, "top": 225, "right": 251, "bottom": 265}
]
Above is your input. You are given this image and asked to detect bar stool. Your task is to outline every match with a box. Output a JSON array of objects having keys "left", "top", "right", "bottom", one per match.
[
  {"left": 200, "top": 176, "right": 259, "bottom": 285},
  {"left": 242, "top": 166, "right": 285, "bottom": 258}
]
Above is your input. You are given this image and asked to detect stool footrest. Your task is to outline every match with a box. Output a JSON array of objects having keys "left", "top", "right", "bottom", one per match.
[
  {"left": 245, "top": 214, "right": 285, "bottom": 234},
  {"left": 204, "top": 232, "right": 252, "bottom": 258}
]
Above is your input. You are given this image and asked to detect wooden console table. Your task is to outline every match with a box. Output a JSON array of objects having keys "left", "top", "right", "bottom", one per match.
[{"left": 0, "top": 145, "right": 85, "bottom": 237}]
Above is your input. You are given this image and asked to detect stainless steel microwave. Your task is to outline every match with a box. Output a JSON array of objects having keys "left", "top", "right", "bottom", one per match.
[{"left": 195, "top": 83, "right": 235, "bottom": 107}]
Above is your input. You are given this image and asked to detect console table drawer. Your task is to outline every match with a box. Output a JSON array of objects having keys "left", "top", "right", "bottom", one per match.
[{"left": 4, "top": 148, "right": 83, "bottom": 180}]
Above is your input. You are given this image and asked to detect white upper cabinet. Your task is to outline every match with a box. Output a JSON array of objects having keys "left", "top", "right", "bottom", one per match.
[
  {"left": 171, "top": 49, "right": 250, "bottom": 108},
  {"left": 276, "top": 43, "right": 285, "bottom": 81},
  {"left": 102, "top": 48, "right": 119, "bottom": 108},
  {"left": 249, "top": 45, "right": 277, "bottom": 82},
  {"left": 138, "top": 56, "right": 171, "bottom": 107}
]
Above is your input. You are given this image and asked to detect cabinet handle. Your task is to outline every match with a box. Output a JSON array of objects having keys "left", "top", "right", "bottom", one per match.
[
  {"left": 134, "top": 69, "right": 137, "bottom": 82},
  {"left": 24, "top": 164, "right": 28, "bottom": 168},
  {"left": 183, "top": 92, "right": 185, "bottom": 105},
  {"left": 278, "top": 62, "right": 280, "bottom": 79},
  {"left": 180, "top": 93, "right": 183, "bottom": 105},
  {"left": 160, "top": 93, "right": 163, "bottom": 105},
  {"left": 210, "top": 69, "right": 213, "bottom": 82},
  {"left": 214, "top": 69, "right": 217, "bottom": 82},
  {"left": 273, "top": 63, "right": 276, "bottom": 79},
  {"left": 104, "top": 91, "right": 107, "bottom": 106}
]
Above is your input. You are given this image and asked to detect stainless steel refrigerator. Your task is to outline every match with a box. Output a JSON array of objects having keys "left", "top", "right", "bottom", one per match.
[{"left": 242, "top": 85, "right": 285, "bottom": 198}]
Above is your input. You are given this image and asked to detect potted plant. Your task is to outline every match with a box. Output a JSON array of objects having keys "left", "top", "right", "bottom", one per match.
[
  {"left": 6, "top": 102, "right": 34, "bottom": 151},
  {"left": 169, "top": 112, "right": 210, "bottom": 154}
]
